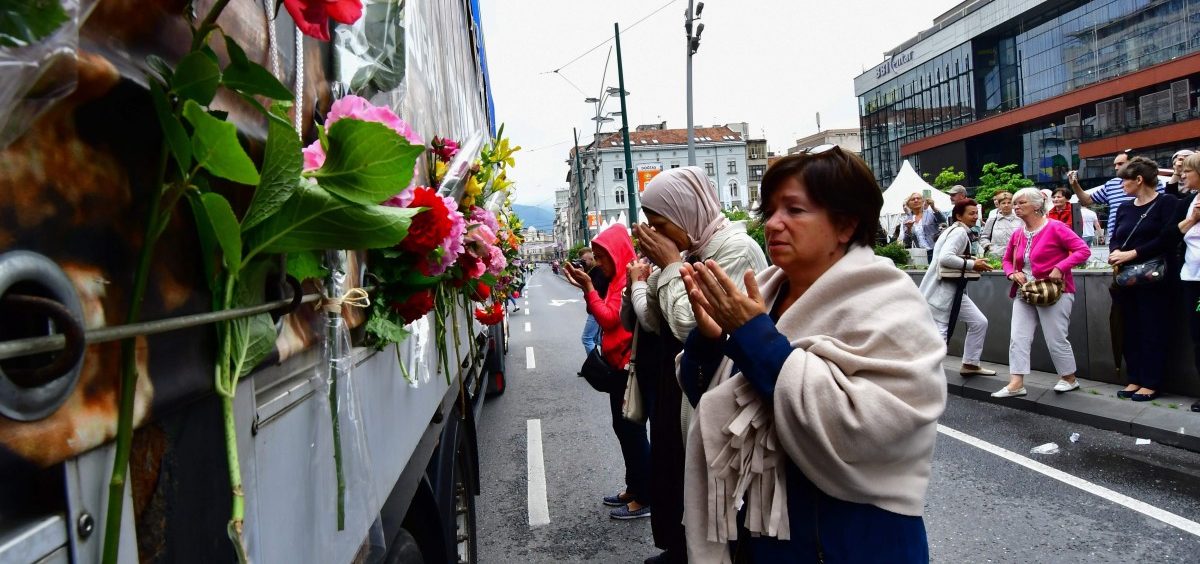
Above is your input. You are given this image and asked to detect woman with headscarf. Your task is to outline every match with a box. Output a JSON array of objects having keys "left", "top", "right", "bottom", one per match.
[
  {"left": 631, "top": 166, "right": 768, "bottom": 562},
  {"left": 562, "top": 225, "right": 650, "bottom": 519},
  {"left": 633, "top": 166, "right": 769, "bottom": 345}
]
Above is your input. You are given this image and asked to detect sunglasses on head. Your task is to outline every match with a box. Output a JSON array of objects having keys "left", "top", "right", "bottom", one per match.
[{"left": 800, "top": 143, "right": 840, "bottom": 155}]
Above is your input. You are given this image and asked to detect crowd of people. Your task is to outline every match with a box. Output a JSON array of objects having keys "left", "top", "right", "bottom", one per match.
[
  {"left": 551, "top": 146, "right": 1200, "bottom": 562},
  {"left": 562, "top": 151, "right": 947, "bottom": 563},
  {"left": 915, "top": 148, "right": 1200, "bottom": 410}
]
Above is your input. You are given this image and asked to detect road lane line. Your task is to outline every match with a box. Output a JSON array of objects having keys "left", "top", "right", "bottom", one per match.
[
  {"left": 524, "top": 322, "right": 531, "bottom": 332},
  {"left": 525, "top": 346, "right": 535, "bottom": 370},
  {"left": 524, "top": 308, "right": 530, "bottom": 316},
  {"left": 526, "top": 419, "right": 550, "bottom": 527},
  {"left": 938, "top": 424, "right": 1200, "bottom": 537}
]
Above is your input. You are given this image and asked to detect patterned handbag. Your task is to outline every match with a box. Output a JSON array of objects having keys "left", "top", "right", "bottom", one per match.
[
  {"left": 1113, "top": 199, "right": 1166, "bottom": 287},
  {"left": 1019, "top": 278, "right": 1064, "bottom": 306}
]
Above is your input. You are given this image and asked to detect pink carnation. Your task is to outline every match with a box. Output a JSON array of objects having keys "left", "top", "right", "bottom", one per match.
[
  {"left": 303, "top": 95, "right": 423, "bottom": 172},
  {"left": 469, "top": 206, "right": 500, "bottom": 235},
  {"left": 465, "top": 224, "right": 498, "bottom": 247},
  {"left": 485, "top": 245, "right": 507, "bottom": 275},
  {"left": 427, "top": 196, "right": 466, "bottom": 275}
]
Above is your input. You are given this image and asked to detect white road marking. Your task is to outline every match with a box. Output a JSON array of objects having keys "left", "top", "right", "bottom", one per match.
[
  {"left": 527, "top": 419, "right": 550, "bottom": 527},
  {"left": 525, "top": 346, "right": 535, "bottom": 369},
  {"left": 938, "top": 424, "right": 1200, "bottom": 537},
  {"left": 549, "top": 299, "right": 580, "bottom": 307},
  {"left": 524, "top": 322, "right": 531, "bottom": 332},
  {"left": 524, "top": 308, "right": 530, "bottom": 316}
]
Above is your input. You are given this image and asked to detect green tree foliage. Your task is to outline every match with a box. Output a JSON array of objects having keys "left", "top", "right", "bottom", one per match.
[
  {"left": 568, "top": 242, "right": 587, "bottom": 260},
  {"left": 975, "top": 162, "right": 1034, "bottom": 215},
  {"left": 873, "top": 241, "right": 910, "bottom": 267},
  {"left": 929, "top": 166, "right": 966, "bottom": 192},
  {"left": 723, "top": 209, "right": 766, "bottom": 254}
]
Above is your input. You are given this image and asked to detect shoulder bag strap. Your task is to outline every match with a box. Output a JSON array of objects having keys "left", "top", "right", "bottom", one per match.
[{"left": 1119, "top": 198, "right": 1159, "bottom": 249}]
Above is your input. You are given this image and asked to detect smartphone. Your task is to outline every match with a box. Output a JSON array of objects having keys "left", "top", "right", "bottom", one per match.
[{"left": 922, "top": 188, "right": 931, "bottom": 199}]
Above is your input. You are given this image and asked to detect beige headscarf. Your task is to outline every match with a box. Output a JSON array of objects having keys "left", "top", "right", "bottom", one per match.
[{"left": 640, "top": 166, "right": 730, "bottom": 258}]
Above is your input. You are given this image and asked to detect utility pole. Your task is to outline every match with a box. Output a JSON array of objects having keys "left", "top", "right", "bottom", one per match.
[
  {"left": 573, "top": 128, "right": 587, "bottom": 244},
  {"left": 614, "top": 22, "right": 637, "bottom": 228},
  {"left": 685, "top": 1, "right": 704, "bottom": 166}
]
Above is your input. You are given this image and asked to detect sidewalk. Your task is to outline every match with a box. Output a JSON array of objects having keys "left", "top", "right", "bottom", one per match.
[{"left": 942, "top": 356, "right": 1200, "bottom": 453}]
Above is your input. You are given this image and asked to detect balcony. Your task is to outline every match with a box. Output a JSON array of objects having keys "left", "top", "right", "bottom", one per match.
[{"left": 1080, "top": 107, "right": 1200, "bottom": 142}]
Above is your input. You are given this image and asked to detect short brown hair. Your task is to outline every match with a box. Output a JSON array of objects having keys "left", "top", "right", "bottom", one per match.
[
  {"left": 758, "top": 149, "right": 882, "bottom": 247},
  {"left": 952, "top": 199, "right": 978, "bottom": 221},
  {"left": 1117, "top": 156, "right": 1159, "bottom": 185}
]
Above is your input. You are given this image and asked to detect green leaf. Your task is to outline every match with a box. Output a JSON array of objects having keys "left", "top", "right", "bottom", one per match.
[
  {"left": 365, "top": 308, "right": 410, "bottom": 347},
  {"left": 242, "top": 106, "right": 300, "bottom": 231},
  {"left": 182, "top": 100, "right": 260, "bottom": 185},
  {"left": 146, "top": 54, "right": 174, "bottom": 84},
  {"left": 0, "top": 0, "right": 68, "bottom": 48},
  {"left": 149, "top": 80, "right": 191, "bottom": 176},
  {"left": 187, "top": 192, "right": 221, "bottom": 291},
  {"left": 202, "top": 192, "right": 242, "bottom": 271},
  {"left": 172, "top": 51, "right": 221, "bottom": 105},
  {"left": 222, "top": 35, "right": 293, "bottom": 101},
  {"left": 229, "top": 259, "right": 278, "bottom": 379},
  {"left": 286, "top": 250, "right": 327, "bottom": 281},
  {"left": 244, "top": 182, "right": 418, "bottom": 258},
  {"left": 307, "top": 120, "right": 423, "bottom": 205}
]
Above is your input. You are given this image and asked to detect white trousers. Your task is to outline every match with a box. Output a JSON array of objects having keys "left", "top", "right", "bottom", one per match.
[
  {"left": 1009, "top": 293, "right": 1076, "bottom": 376},
  {"left": 935, "top": 295, "right": 987, "bottom": 365}
]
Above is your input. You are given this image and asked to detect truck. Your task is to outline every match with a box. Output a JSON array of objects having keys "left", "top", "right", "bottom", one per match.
[{"left": 0, "top": 0, "right": 508, "bottom": 562}]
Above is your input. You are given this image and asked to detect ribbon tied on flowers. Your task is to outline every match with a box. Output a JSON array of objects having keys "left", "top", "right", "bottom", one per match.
[{"left": 318, "top": 287, "right": 372, "bottom": 314}]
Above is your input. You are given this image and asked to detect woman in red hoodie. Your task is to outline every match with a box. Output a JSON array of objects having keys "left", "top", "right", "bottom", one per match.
[{"left": 563, "top": 225, "right": 649, "bottom": 519}]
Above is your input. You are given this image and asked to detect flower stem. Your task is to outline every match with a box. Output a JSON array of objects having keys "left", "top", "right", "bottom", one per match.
[
  {"left": 101, "top": 147, "right": 169, "bottom": 564},
  {"left": 329, "top": 362, "right": 346, "bottom": 530},
  {"left": 222, "top": 394, "right": 249, "bottom": 563}
]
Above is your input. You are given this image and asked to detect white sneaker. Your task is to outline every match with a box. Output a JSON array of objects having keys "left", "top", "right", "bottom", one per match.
[
  {"left": 960, "top": 366, "right": 997, "bottom": 376},
  {"left": 991, "top": 386, "right": 1027, "bottom": 398},
  {"left": 1053, "top": 379, "right": 1080, "bottom": 393}
]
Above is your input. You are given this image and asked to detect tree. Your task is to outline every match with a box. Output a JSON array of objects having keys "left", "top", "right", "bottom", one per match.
[
  {"left": 929, "top": 166, "right": 966, "bottom": 192},
  {"left": 975, "top": 162, "right": 1034, "bottom": 215},
  {"left": 568, "top": 241, "right": 587, "bottom": 260}
]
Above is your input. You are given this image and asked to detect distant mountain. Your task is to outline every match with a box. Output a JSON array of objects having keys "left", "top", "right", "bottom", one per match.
[{"left": 511, "top": 204, "right": 555, "bottom": 232}]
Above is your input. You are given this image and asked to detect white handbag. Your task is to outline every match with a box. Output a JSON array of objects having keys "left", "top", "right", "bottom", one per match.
[{"left": 621, "top": 326, "right": 646, "bottom": 423}]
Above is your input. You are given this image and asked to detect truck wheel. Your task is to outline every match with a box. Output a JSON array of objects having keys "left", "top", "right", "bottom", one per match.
[
  {"left": 383, "top": 528, "right": 423, "bottom": 564},
  {"left": 453, "top": 434, "right": 478, "bottom": 564}
]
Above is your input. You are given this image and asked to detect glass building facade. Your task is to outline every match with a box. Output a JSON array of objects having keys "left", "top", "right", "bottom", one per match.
[{"left": 858, "top": 0, "right": 1200, "bottom": 188}]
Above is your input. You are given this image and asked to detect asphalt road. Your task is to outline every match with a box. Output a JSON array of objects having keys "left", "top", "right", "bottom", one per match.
[{"left": 477, "top": 266, "right": 1200, "bottom": 563}]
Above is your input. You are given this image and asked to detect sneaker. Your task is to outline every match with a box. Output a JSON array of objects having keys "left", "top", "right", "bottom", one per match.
[
  {"left": 602, "top": 493, "right": 631, "bottom": 507},
  {"left": 610, "top": 505, "right": 651, "bottom": 520},
  {"left": 960, "top": 366, "right": 997, "bottom": 376},
  {"left": 1191, "top": 400, "right": 1200, "bottom": 413},
  {"left": 990, "top": 386, "right": 1027, "bottom": 398},
  {"left": 1053, "top": 379, "right": 1080, "bottom": 393}
]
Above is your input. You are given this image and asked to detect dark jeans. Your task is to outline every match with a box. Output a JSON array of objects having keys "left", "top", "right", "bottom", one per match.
[
  {"left": 609, "top": 374, "right": 651, "bottom": 506},
  {"left": 1115, "top": 281, "right": 1173, "bottom": 389}
]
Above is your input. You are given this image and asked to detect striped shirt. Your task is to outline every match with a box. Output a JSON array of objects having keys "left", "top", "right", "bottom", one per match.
[{"left": 1087, "top": 177, "right": 1165, "bottom": 236}]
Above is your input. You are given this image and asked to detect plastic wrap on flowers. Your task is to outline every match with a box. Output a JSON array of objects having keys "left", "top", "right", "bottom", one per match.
[
  {"left": 0, "top": 0, "right": 86, "bottom": 148},
  {"left": 312, "top": 251, "right": 386, "bottom": 561},
  {"left": 332, "top": 0, "right": 405, "bottom": 98}
]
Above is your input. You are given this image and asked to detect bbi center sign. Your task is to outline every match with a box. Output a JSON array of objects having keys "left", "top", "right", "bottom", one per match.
[{"left": 636, "top": 163, "right": 663, "bottom": 193}]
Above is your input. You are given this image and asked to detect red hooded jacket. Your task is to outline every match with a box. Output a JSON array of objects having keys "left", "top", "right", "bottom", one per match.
[{"left": 586, "top": 225, "right": 635, "bottom": 370}]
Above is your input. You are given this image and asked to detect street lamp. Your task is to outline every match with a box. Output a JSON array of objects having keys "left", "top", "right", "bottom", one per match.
[{"left": 685, "top": 1, "right": 704, "bottom": 165}]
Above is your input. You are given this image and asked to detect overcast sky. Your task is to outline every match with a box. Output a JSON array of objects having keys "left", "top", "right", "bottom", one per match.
[{"left": 478, "top": 0, "right": 962, "bottom": 209}]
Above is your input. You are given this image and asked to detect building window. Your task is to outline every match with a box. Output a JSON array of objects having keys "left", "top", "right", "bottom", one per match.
[
  {"left": 749, "top": 164, "right": 765, "bottom": 181},
  {"left": 615, "top": 188, "right": 625, "bottom": 204},
  {"left": 750, "top": 186, "right": 760, "bottom": 204},
  {"left": 613, "top": 167, "right": 624, "bottom": 181},
  {"left": 727, "top": 160, "right": 737, "bottom": 174},
  {"left": 704, "top": 162, "right": 715, "bottom": 175},
  {"left": 670, "top": 162, "right": 680, "bottom": 168},
  {"left": 729, "top": 179, "right": 739, "bottom": 199}
]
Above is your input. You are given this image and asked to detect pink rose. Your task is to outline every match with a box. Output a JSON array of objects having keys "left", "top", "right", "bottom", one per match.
[{"left": 303, "top": 95, "right": 423, "bottom": 172}]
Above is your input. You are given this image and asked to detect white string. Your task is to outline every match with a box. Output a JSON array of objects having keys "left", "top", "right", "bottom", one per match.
[
  {"left": 262, "top": 0, "right": 280, "bottom": 78},
  {"left": 293, "top": 25, "right": 304, "bottom": 134}
]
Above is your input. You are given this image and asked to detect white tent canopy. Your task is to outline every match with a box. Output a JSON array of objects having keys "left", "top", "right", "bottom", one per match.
[{"left": 879, "top": 160, "right": 953, "bottom": 238}]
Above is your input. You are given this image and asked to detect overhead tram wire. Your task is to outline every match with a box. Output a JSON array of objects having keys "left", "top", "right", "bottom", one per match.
[{"left": 541, "top": 0, "right": 680, "bottom": 75}]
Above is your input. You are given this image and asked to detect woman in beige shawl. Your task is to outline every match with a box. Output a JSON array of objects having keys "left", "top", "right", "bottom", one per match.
[{"left": 676, "top": 148, "right": 947, "bottom": 563}]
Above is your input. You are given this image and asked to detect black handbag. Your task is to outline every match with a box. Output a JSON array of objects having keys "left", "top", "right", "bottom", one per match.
[
  {"left": 1113, "top": 199, "right": 1166, "bottom": 287},
  {"left": 578, "top": 347, "right": 622, "bottom": 393}
]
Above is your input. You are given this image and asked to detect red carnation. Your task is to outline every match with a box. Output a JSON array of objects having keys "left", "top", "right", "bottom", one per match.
[
  {"left": 284, "top": 0, "right": 363, "bottom": 42},
  {"left": 396, "top": 187, "right": 453, "bottom": 258},
  {"left": 470, "top": 281, "right": 492, "bottom": 302},
  {"left": 390, "top": 289, "right": 435, "bottom": 324}
]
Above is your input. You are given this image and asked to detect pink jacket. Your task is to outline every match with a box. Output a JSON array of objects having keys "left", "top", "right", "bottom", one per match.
[{"left": 1002, "top": 219, "right": 1091, "bottom": 297}]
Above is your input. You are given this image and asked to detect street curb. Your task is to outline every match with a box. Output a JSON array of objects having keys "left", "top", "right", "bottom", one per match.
[{"left": 943, "top": 365, "right": 1200, "bottom": 453}]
